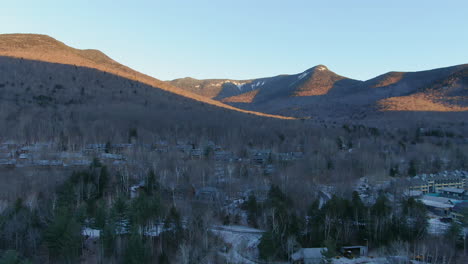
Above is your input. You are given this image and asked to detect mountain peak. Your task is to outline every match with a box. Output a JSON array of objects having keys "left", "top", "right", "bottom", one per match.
[
  {"left": 302, "top": 64, "right": 329, "bottom": 73},
  {"left": 313, "top": 64, "right": 328, "bottom": 71}
]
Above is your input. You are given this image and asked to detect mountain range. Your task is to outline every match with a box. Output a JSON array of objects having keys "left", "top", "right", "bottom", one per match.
[
  {"left": 0, "top": 33, "right": 466, "bottom": 136},
  {"left": 170, "top": 64, "right": 468, "bottom": 120}
]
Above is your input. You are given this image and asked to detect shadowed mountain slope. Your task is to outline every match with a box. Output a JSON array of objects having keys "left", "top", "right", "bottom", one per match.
[{"left": 0, "top": 34, "right": 293, "bottom": 120}]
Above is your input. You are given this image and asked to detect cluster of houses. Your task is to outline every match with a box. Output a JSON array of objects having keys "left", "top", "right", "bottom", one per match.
[
  {"left": 0, "top": 141, "right": 131, "bottom": 169},
  {"left": 399, "top": 171, "right": 468, "bottom": 222},
  {"left": 0, "top": 140, "right": 304, "bottom": 171}
]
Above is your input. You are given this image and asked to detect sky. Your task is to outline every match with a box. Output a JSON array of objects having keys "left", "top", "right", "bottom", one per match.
[{"left": 1, "top": 0, "right": 468, "bottom": 81}]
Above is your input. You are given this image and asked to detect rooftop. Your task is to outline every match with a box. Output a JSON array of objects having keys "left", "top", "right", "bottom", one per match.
[{"left": 439, "top": 187, "right": 465, "bottom": 194}]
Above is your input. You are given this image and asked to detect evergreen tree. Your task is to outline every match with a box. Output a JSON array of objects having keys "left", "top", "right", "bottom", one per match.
[
  {"left": 145, "top": 170, "right": 160, "bottom": 196},
  {"left": 123, "top": 231, "right": 149, "bottom": 264},
  {"left": 407, "top": 159, "right": 418, "bottom": 176},
  {"left": 101, "top": 221, "right": 116, "bottom": 258},
  {"left": 245, "top": 194, "right": 258, "bottom": 227},
  {"left": 98, "top": 166, "right": 109, "bottom": 198},
  {"left": 44, "top": 209, "right": 82, "bottom": 263},
  {"left": 0, "top": 250, "right": 31, "bottom": 264},
  {"left": 258, "top": 231, "right": 281, "bottom": 261},
  {"left": 401, "top": 197, "right": 427, "bottom": 241}
]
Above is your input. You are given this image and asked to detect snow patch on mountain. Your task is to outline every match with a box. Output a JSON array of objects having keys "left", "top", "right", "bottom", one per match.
[{"left": 298, "top": 72, "right": 309, "bottom": 80}]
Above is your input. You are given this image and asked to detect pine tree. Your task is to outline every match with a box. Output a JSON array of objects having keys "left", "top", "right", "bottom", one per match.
[
  {"left": 246, "top": 194, "right": 258, "bottom": 227},
  {"left": 123, "top": 231, "right": 149, "bottom": 264},
  {"left": 44, "top": 209, "right": 82, "bottom": 263}
]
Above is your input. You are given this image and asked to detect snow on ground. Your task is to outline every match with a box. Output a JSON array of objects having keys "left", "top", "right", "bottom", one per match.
[
  {"left": 82, "top": 227, "right": 100, "bottom": 238},
  {"left": 427, "top": 217, "right": 449, "bottom": 235},
  {"left": 333, "top": 256, "right": 388, "bottom": 264},
  {"left": 332, "top": 256, "right": 426, "bottom": 264},
  {"left": 211, "top": 225, "right": 264, "bottom": 264}
]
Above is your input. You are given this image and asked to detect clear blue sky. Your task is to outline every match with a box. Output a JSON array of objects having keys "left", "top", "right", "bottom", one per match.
[{"left": 2, "top": 0, "right": 467, "bottom": 81}]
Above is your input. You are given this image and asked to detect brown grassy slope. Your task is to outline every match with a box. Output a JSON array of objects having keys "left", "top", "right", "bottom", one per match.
[
  {"left": 222, "top": 89, "right": 260, "bottom": 103},
  {"left": 368, "top": 72, "right": 405, "bottom": 88},
  {"left": 0, "top": 34, "right": 293, "bottom": 119},
  {"left": 378, "top": 67, "right": 468, "bottom": 112},
  {"left": 378, "top": 93, "right": 468, "bottom": 112}
]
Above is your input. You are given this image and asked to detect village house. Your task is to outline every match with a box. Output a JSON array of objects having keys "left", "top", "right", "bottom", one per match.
[
  {"left": 152, "top": 141, "right": 169, "bottom": 153},
  {"left": 214, "top": 150, "right": 233, "bottom": 161},
  {"left": 112, "top": 143, "right": 134, "bottom": 153},
  {"left": 84, "top": 144, "right": 107, "bottom": 154},
  {"left": 243, "top": 185, "right": 270, "bottom": 202},
  {"left": 190, "top": 148, "right": 203, "bottom": 159},
  {"left": 409, "top": 171, "right": 467, "bottom": 194},
  {"left": 450, "top": 202, "right": 468, "bottom": 222},
  {"left": 418, "top": 195, "right": 456, "bottom": 216},
  {"left": 250, "top": 150, "right": 271, "bottom": 164},
  {"left": 438, "top": 187, "right": 467, "bottom": 200}
]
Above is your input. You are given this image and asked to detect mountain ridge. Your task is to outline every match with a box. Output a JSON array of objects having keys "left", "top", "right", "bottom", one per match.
[
  {"left": 0, "top": 33, "right": 294, "bottom": 120},
  {"left": 170, "top": 63, "right": 468, "bottom": 116}
]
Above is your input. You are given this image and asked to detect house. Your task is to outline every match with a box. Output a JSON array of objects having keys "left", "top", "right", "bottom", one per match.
[
  {"left": 264, "top": 164, "right": 275, "bottom": 175},
  {"left": 214, "top": 150, "right": 232, "bottom": 161},
  {"left": 408, "top": 171, "right": 468, "bottom": 194},
  {"left": 0, "top": 159, "right": 16, "bottom": 168},
  {"left": 100, "top": 153, "right": 124, "bottom": 160},
  {"left": 438, "top": 187, "right": 467, "bottom": 199},
  {"left": 340, "top": 246, "right": 368, "bottom": 258},
  {"left": 409, "top": 178, "right": 430, "bottom": 194},
  {"left": 152, "top": 141, "right": 169, "bottom": 153},
  {"left": 130, "top": 181, "right": 146, "bottom": 199},
  {"left": 405, "top": 190, "right": 423, "bottom": 198},
  {"left": 419, "top": 195, "right": 456, "bottom": 216},
  {"left": 190, "top": 148, "right": 203, "bottom": 159},
  {"left": 451, "top": 202, "right": 468, "bottom": 222},
  {"left": 291, "top": 248, "right": 327, "bottom": 264},
  {"left": 250, "top": 150, "right": 271, "bottom": 164},
  {"left": 244, "top": 186, "right": 270, "bottom": 202},
  {"left": 33, "top": 160, "right": 63, "bottom": 167},
  {"left": 84, "top": 144, "right": 107, "bottom": 154},
  {"left": 112, "top": 143, "right": 134, "bottom": 153}
]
